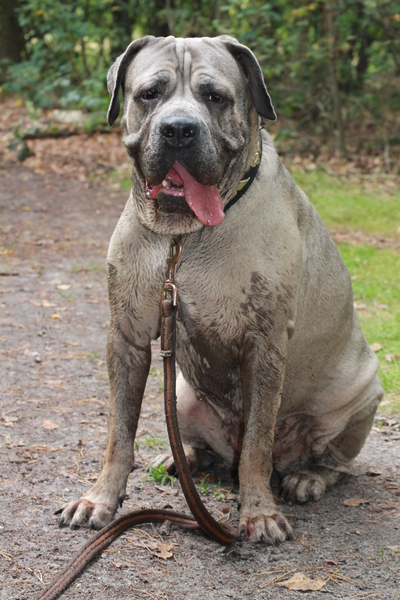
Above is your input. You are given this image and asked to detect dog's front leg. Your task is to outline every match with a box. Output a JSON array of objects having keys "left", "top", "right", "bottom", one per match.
[
  {"left": 239, "top": 341, "right": 292, "bottom": 544},
  {"left": 58, "top": 323, "right": 151, "bottom": 530}
]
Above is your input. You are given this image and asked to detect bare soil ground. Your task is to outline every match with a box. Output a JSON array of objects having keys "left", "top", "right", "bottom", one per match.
[{"left": 0, "top": 128, "right": 399, "bottom": 600}]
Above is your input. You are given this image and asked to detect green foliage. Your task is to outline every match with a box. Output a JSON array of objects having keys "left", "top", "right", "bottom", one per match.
[
  {"left": 198, "top": 473, "right": 210, "bottom": 495},
  {"left": 146, "top": 464, "right": 176, "bottom": 486},
  {"left": 4, "top": 0, "right": 120, "bottom": 110},
  {"left": 8, "top": 128, "right": 34, "bottom": 161},
  {"left": 1, "top": 0, "right": 398, "bottom": 146},
  {"left": 197, "top": 474, "right": 226, "bottom": 499},
  {"left": 151, "top": 464, "right": 175, "bottom": 486}
]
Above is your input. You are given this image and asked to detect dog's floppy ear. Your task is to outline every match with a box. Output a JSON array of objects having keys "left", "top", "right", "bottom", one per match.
[
  {"left": 107, "top": 36, "right": 155, "bottom": 126},
  {"left": 221, "top": 37, "right": 276, "bottom": 121}
]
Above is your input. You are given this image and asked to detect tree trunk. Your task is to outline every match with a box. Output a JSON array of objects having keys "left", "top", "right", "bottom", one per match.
[
  {"left": 0, "top": 0, "right": 25, "bottom": 64},
  {"left": 324, "top": 0, "right": 346, "bottom": 158}
]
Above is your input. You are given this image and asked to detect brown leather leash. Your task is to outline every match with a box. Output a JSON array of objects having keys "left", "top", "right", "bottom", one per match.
[
  {"left": 34, "top": 236, "right": 235, "bottom": 600},
  {"left": 161, "top": 236, "right": 236, "bottom": 545}
]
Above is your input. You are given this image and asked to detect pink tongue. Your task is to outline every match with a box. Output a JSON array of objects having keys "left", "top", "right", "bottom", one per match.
[{"left": 172, "top": 163, "right": 224, "bottom": 226}]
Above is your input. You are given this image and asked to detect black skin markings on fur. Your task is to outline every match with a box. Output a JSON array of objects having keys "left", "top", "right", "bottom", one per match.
[
  {"left": 177, "top": 298, "right": 197, "bottom": 340},
  {"left": 175, "top": 302, "right": 243, "bottom": 412},
  {"left": 240, "top": 271, "right": 275, "bottom": 336},
  {"left": 107, "top": 263, "right": 118, "bottom": 278},
  {"left": 109, "top": 323, "right": 149, "bottom": 355}
]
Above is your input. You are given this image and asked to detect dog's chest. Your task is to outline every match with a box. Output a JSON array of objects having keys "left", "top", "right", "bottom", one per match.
[
  {"left": 171, "top": 239, "right": 279, "bottom": 412},
  {"left": 174, "top": 270, "right": 259, "bottom": 414},
  {"left": 175, "top": 305, "right": 243, "bottom": 414}
]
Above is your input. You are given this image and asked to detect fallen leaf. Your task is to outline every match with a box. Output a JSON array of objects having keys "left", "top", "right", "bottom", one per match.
[
  {"left": 353, "top": 301, "right": 366, "bottom": 310},
  {"left": 153, "top": 541, "right": 175, "bottom": 560},
  {"left": 343, "top": 498, "right": 370, "bottom": 507},
  {"left": 5, "top": 436, "right": 25, "bottom": 448},
  {"left": 278, "top": 572, "right": 327, "bottom": 591},
  {"left": 366, "top": 468, "right": 382, "bottom": 477},
  {"left": 43, "top": 379, "right": 64, "bottom": 387},
  {"left": 51, "top": 313, "right": 61, "bottom": 320},
  {"left": 42, "top": 300, "right": 57, "bottom": 307},
  {"left": 385, "top": 354, "right": 400, "bottom": 362},
  {"left": 370, "top": 342, "right": 383, "bottom": 352},
  {"left": 388, "top": 545, "right": 400, "bottom": 553},
  {"left": 57, "top": 284, "right": 71, "bottom": 290},
  {"left": 27, "top": 299, "right": 41, "bottom": 306},
  {"left": 131, "top": 539, "right": 175, "bottom": 560},
  {"left": 1, "top": 413, "right": 19, "bottom": 423},
  {"left": 43, "top": 420, "right": 59, "bottom": 431}
]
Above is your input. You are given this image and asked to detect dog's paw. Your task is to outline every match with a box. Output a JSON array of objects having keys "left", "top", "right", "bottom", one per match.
[
  {"left": 56, "top": 495, "right": 121, "bottom": 530},
  {"left": 238, "top": 509, "right": 292, "bottom": 544},
  {"left": 280, "top": 470, "right": 326, "bottom": 504}
]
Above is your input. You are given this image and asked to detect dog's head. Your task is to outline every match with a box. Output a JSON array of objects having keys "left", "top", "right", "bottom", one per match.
[{"left": 107, "top": 36, "right": 275, "bottom": 234}]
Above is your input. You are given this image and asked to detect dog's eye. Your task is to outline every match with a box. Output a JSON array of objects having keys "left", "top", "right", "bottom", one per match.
[
  {"left": 208, "top": 92, "right": 223, "bottom": 104},
  {"left": 142, "top": 88, "right": 159, "bottom": 100}
]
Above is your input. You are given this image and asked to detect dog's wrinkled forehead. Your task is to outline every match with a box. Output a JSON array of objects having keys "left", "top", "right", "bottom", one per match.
[
  {"left": 127, "top": 38, "right": 240, "bottom": 91},
  {"left": 107, "top": 35, "right": 276, "bottom": 126}
]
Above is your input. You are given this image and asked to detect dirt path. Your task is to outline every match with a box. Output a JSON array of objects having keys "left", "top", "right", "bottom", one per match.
[{"left": 0, "top": 163, "right": 399, "bottom": 600}]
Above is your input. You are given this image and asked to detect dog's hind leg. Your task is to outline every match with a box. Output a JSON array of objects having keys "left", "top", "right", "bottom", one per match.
[{"left": 280, "top": 376, "right": 383, "bottom": 504}]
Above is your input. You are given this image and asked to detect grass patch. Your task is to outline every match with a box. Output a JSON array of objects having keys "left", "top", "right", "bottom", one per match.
[
  {"left": 338, "top": 243, "right": 400, "bottom": 412},
  {"left": 292, "top": 169, "right": 400, "bottom": 240},
  {"left": 197, "top": 474, "right": 226, "bottom": 500},
  {"left": 144, "top": 434, "right": 168, "bottom": 449},
  {"left": 108, "top": 170, "right": 131, "bottom": 191},
  {"left": 145, "top": 464, "right": 176, "bottom": 487}
]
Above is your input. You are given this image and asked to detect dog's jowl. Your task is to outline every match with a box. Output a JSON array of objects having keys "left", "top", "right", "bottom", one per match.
[{"left": 58, "top": 36, "right": 383, "bottom": 544}]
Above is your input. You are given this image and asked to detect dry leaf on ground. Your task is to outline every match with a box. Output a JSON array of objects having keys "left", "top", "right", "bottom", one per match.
[
  {"left": 385, "top": 354, "right": 400, "bottom": 362},
  {"left": 278, "top": 572, "right": 327, "bottom": 591},
  {"left": 370, "top": 342, "right": 383, "bottom": 352},
  {"left": 366, "top": 468, "right": 382, "bottom": 477},
  {"left": 343, "top": 498, "right": 370, "bottom": 507},
  {"left": 41, "top": 300, "right": 57, "bottom": 307},
  {"left": 131, "top": 539, "right": 175, "bottom": 560},
  {"left": 42, "top": 420, "right": 60, "bottom": 431}
]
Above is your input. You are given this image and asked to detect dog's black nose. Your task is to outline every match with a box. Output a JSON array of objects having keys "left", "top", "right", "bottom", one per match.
[{"left": 160, "top": 118, "right": 199, "bottom": 148}]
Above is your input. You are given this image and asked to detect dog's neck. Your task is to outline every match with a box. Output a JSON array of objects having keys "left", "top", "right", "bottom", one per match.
[{"left": 224, "top": 134, "right": 262, "bottom": 215}]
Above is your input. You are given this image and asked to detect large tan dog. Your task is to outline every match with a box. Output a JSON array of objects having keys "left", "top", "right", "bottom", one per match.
[{"left": 59, "top": 35, "right": 383, "bottom": 544}]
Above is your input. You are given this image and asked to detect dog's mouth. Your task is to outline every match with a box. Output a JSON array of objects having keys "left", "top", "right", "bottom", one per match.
[{"left": 145, "top": 163, "right": 225, "bottom": 227}]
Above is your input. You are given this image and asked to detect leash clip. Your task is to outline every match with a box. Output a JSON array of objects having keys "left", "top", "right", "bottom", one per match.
[
  {"left": 162, "top": 281, "right": 178, "bottom": 306},
  {"left": 161, "top": 236, "right": 182, "bottom": 307}
]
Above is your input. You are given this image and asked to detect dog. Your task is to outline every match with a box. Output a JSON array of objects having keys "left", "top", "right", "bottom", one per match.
[{"left": 58, "top": 35, "right": 383, "bottom": 544}]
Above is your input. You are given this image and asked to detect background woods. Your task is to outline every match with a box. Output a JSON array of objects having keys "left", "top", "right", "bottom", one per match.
[{"left": 0, "top": 0, "right": 399, "bottom": 161}]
